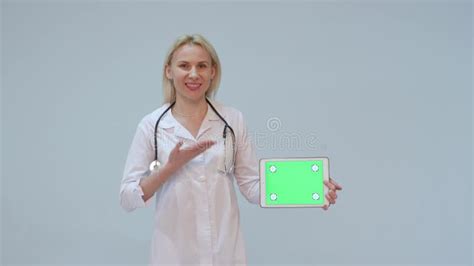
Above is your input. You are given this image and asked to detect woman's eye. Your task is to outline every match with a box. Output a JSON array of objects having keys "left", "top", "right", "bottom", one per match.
[{"left": 199, "top": 64, "right": 207, "bottom": 68}]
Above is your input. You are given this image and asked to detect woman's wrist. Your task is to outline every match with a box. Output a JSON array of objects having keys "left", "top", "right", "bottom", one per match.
[
  {"left": 140, "top": 163, "right": 175, "bottom": 201},
  {"left": 147, "top": 162, "right": 177, "bottom": 186},
  {"left": 158, "top": 163, "right": 175, "bottom": 179},
  {"left": 161, "top": 161, "right": 179, "bottom": 176}
]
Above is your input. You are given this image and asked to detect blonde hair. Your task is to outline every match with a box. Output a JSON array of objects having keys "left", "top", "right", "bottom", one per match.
[{"left": 162, "top": 34, "right": 222, "bottom": 103}]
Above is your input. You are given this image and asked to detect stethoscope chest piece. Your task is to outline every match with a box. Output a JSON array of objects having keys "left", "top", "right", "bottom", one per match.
[{"left": 149, "top": 160, "right": 161, "bottom": 172}]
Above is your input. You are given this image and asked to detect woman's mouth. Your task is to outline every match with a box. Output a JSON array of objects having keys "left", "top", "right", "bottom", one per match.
[{"left": 185, "top": 83, "right": 201, "bottom": 91}]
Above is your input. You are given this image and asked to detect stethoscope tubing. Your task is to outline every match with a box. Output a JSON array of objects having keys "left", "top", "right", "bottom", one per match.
[{"left": 152, "top": 98, "right": 235, "bottom": 165}]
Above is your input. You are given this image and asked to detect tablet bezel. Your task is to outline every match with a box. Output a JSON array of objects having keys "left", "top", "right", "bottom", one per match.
[{"left": 259, "top": 157, "right": 330, "bottom": 208}]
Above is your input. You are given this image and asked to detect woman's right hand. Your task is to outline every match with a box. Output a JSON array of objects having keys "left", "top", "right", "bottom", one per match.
[
  {"left": 164, "top": 140, "right": 216, "bottom": 174},
  {"left": 139, "top": 139, "right": 216, "bottom": 202}
]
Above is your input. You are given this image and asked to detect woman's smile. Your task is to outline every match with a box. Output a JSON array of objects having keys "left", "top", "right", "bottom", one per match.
[{"left": 185, "top": 82, "right": 202, "bottom": 91}]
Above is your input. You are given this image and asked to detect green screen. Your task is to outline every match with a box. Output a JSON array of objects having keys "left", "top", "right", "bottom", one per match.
[{"left": 265, "top": 160, "right": 325, "bottom": 205}]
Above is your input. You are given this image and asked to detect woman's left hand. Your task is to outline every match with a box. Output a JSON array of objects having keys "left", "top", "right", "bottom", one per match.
[{"left": 322, "top": 178, "right": 343, "bottom": 211}]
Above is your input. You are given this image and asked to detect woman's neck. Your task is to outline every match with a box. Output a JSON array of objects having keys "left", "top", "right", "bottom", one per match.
[{"left": 172, "top": 97, "right": 208, "bottom": 118}]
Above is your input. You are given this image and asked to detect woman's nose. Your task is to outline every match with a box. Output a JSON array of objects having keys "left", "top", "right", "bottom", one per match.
[{"left": 189, "top": 67, "right": 198, "bottom": 78}]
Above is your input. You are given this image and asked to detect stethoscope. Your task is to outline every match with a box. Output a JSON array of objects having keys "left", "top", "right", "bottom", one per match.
[{"left": 149, "top": 98, "right": 236, "bottom": 174}]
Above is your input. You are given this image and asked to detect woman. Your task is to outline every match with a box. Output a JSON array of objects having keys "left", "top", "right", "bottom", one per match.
[{"left": 120, "top": 34, "right": 342, "bottom": 265}]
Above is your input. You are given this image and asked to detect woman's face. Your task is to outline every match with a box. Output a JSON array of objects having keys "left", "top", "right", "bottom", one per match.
[{"left": 166, "top": 44, "right": 216, "bottom": 103}]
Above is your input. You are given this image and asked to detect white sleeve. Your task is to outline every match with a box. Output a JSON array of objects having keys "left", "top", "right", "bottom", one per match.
[
  {"left": 233, "top": 111, "right": 260, "bottom": 205},
  {"left": 119, "top": 119, "right": 154, "bottom": 212}
]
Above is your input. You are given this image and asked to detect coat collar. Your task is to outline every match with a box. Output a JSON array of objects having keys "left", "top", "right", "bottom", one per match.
[{"left": 157, "top": 99, "right": 223, "bottom": 141}]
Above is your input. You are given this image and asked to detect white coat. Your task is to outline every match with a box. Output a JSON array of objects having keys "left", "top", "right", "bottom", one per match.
[{"left": 120, "top": 100, "right": 260, "bottom": 266}]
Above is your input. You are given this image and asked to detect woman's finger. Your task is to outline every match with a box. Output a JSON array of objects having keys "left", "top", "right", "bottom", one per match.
[
  {"left": 181, "top": 140, "right": 216, "bottom": 160},
  {"left": 170, "top": 141, "right": 184, "bottom": 155},
  {"left": 329, "top": 178, "right": 343, "bottom": 190},
  {"left": 324, "top": 180, "right": 337, "bottom": 191},
  {"left": 196, "top": 140, "right": 216, "bottom": 151},
  {"left": 326, "top": 194, "right": 336, "bottom": 204},
  {"left": 194, "top": 141, "right": 216, "bottom": 155},
  {"left": 184, "top": 140, "right": 216, "bottom": 152},
  {"left": 329, "top": 190, "right": 337, "bottom": 199},
  {"left": 326, "top": 193, "right": 335, "bottom": 203}
]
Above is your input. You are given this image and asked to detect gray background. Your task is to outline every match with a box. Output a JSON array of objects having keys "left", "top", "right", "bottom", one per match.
[{"left": 1, "top": 1, "right": 472, "bottom": 265}]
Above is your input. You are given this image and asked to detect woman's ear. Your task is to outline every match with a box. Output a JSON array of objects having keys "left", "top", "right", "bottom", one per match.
[
  {"left": 165, "top": 64, "right": 172, "bottom": 80},
  {"left": 211, "top": 65, "right": 216, "bottom": 80}
]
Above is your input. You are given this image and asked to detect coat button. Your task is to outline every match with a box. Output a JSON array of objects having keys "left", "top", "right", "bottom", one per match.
[{"left": 196, "top": 175, "right": 206, "bottom": 182}]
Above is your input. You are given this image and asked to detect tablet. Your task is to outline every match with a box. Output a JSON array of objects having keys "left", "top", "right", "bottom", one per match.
[{"left": 260, "top": 157, "right": 329, "bottom": 208}]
